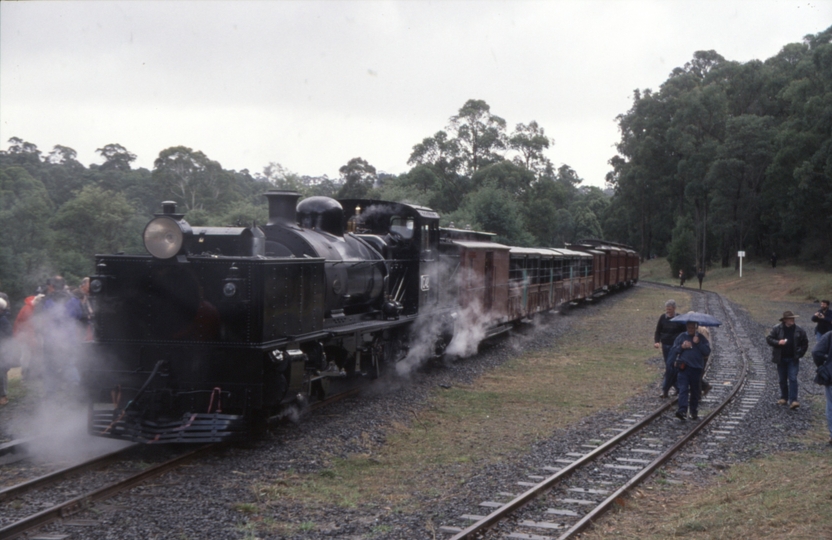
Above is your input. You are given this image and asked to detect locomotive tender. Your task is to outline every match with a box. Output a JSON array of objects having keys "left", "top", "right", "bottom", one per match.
[{"left": 82, "top": 191, "right": 638, "bottom": 443}]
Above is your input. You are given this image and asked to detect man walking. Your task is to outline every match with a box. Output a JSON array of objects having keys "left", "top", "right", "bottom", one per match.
[
  {"left": 766, "top": 311, "right": 809, "bottom": 409},
  {"left": 654, "top": 300, "right": 686, "bottom": 398},
  {"left": 668, "top": 320, "right": 711, "bottom": 421}
]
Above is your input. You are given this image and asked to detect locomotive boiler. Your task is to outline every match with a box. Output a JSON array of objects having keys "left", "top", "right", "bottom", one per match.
[{"left": 82, "top": 191, "right": 453, "bottom": 443}]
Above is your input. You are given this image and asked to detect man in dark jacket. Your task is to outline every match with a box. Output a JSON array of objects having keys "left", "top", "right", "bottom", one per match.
[
  {"left": 812, "top": 331, "right": 832, "bottom": 445},
  {"left": 668, "top": 321, "right": 711, "bottom": 421},
  {"left": 766, "top": 311, "right": 809, "bottom": 409},
  {"left": 654, "top": 300, "right": 686, "bottom": 398},
  {"left": 811, "top": 300, "right": 832, "bottom": 341}
]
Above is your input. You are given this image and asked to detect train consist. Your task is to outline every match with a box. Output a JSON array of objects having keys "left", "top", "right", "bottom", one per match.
[{"left": 82, "top": 191, "right": 638, "bottom": 443}]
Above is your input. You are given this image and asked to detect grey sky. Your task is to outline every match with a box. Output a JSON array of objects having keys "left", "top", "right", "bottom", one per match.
[{"left": 1, "top": 1, "right": 829, "bottom": 188}]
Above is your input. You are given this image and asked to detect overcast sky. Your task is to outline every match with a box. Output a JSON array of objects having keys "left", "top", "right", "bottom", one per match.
[{"left": 1, "top": 1, "right": 829, "bottom": 188}]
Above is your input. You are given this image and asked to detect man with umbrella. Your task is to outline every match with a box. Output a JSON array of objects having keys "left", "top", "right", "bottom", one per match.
[
  {"left": 667, "top": 312, "right": 715, "bottom": 421},
  {"left": 766, "top": 310, "right": 809, "bottom": 409}
]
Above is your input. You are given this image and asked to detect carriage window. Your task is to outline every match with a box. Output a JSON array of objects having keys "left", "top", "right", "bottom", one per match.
[
  {"left": 509, "top": 259, "right": 524, "bottom": 282},
  {"left": 390, "top": 217, "right": 414, "bottom": 239}
]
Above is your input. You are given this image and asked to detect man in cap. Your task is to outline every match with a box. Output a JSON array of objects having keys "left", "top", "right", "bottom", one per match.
[
  {"left": 654, "top": 299, "right": 687, "bottom": 398},
  {"left": 766, "top": 310, "right": 809, "bottom": 409},
  {"left": 667, "top": 320, "right": 711, "bottom": 421}
]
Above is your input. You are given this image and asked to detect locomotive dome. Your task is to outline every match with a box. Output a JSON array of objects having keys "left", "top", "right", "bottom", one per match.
[{"left": 297, "top": 196, "right": 344, "bottom": 236}]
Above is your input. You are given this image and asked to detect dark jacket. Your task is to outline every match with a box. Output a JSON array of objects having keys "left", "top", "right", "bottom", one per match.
[
  {"left": 766, "top": 323, "right": 809, "bottom": 363},
  {"left": 811, "top": 308, "right": 832, "bottom": 336},
  {"left": 812, "top": 331, "right": 832, "bottom": 368},
  {"left": 668, "top": 331, "right": 711, "bottom": 370},
  {"left": 654, "top": 314, "right": 686, "bottom": 346}
]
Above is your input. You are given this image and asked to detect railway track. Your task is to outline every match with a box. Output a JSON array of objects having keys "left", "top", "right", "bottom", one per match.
[
  {"left": 0, "top": 386, "right": 363, "bottom": 540},
  {"left": 438, "top": 287, "right": 759, "bottom": 539}
]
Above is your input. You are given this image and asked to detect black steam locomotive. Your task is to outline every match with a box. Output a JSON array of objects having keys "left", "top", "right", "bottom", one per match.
[
  {"left": 83, "top": 191, "right": 638, "bottom": 443},
  {"left": 83, "top": 191, "right": 456, "bottom": 442}
]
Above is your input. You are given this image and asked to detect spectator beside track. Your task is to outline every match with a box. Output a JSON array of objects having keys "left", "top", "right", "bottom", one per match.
[
  {"left": 812, "top": 331, "right": 832, "bottom": 445},
  {"left": 766, "top": 310, "right": 809, "bottom": 410},
  {"left": 696, "top": 268, "right": 705, "bottom": 290},
  {"left": 678, "top": 269, "right": 686, "bottom": 287},
  {"left": 0, "top": 296, "right": 13, "bottom": 406},
  {"left": 811, "top": 300, "right": 832, "bottom": 341},
  {"left": 39, "top": 275, "right": 82, "bottom": 393},
  {"left": 67, "top": 277, "right": 94, "bottom": 341},
  {"left": 654, "top": 299, "right": 686, "bottom": 398},
  {"left": 13, "top": 290, "right": 45, "bottom": 380},
  {"left": 668, "top": 320, "right": 711, "bottom": 421},
  {"left": 771, "top": 252, "right": 778, "bottom": 268}
]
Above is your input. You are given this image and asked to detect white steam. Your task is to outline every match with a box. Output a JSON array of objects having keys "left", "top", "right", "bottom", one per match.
[{"left": 3, "top": 303, "right": 130, "bottom": 465}]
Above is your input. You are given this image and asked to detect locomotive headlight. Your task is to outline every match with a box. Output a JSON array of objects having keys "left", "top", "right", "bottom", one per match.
[
  {"left": 223, "top": 282, "right": 237, "bottom": 297},
  {"left": 89, "top": 278, "right": 104, "bottom": 294},
  {"left": 143, "top": 216, "right": 185, "bottom": 259}
]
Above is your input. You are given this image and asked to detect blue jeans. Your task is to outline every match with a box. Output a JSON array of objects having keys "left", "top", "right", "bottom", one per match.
[
  {"left": 661, "top": 344, "right": 677, "bottom": 394},
  {"left": 826, "top": 385, "right": 832, "bottom": 439},
  {"left": 677, "top": 366, "right": 702, "bottom": 416},
  {"left": 777, "top": 358, "right": 799, "bottom": 403}
]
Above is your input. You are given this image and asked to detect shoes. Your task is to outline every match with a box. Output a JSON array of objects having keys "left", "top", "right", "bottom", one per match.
[
  {"left": 690, "top": 412, "right": 699, "bottom": 420},
  {"left": 702, "top": 380, "right": 713, "bottom": 396},
  {"left": 660, "top": 392, "right": 669, "bottom": 399},
  {"left": 777, "top": 399, "right": 787, "bottom": 405},
  {"left": 0, "top": 396, "right": 7, "bottom": 406},
  {"left": 790, "top": 401, "right": 800, "bottom": 409},
  {"left": 675, "top": 410, "right": 687, "bottom": 421}
]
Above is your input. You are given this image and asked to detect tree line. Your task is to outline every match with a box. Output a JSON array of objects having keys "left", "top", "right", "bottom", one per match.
[
  {"left": 0, "top": 100, "right": 607, "bottom": 302},
  {"left": 2, "top": 25, "right": 830, "bottom": 301},
  {"left": 606, "top": 25, "right": 832, "bottom": 277}
]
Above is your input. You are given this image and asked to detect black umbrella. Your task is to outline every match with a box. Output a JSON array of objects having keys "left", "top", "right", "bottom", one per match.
[{"left": 670, "top": 311, "right": 722, "bottom": 327}]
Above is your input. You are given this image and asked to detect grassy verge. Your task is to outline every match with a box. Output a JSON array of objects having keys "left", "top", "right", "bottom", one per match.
[
  {"left": 243, "top": 286, "right": 687, "bottom": 535},
  {"left": 581, "top": 258, "right": 832, "bottom": 539}
]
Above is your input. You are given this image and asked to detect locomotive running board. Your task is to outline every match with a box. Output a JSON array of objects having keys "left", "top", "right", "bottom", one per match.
[{"left": 90, "top": 410, "right": 248, "bottom": 444}]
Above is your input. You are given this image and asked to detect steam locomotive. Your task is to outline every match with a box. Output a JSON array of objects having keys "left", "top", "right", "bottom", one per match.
[{"left": 82, "top": 191, "right": 638, "bottom": 443}]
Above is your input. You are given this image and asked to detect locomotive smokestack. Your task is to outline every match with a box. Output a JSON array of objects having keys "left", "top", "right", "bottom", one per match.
[{"left": 264, "top": 190, "right": 301, "bottom": 226}]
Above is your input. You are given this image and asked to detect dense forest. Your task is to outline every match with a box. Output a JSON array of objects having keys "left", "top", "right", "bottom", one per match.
[
  {"left": 1, "top": 26, "right": 830, "bottom": 302},
  {"left": 607, "top": 25, "right": 832, "bottom": 276}
]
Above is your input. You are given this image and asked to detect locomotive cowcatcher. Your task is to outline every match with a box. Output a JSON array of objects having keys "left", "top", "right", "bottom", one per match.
[{"left": 82, "top": 191, "right": 455, "bottom": 443}]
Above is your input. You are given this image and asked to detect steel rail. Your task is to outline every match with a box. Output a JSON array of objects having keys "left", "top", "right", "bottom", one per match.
[
  {"left": 556, "top": 291, "right": 750, "bottom": 538},
  {"left": 0, "top": 443, "right": 217, "bottom": 540},
  {"left": 448, "top": 398, "right": 677, "bottom": 540},
  {"left": 449, "top": 289, "right": 747, "bottom": 540},
  {"left": 0, "top": 444, "right": 139, "bottom": 502}
]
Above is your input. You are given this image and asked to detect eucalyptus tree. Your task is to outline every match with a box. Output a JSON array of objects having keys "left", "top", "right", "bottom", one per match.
[
  {"left": 449, "top": 99, "right": 507, "bottom": 175},
  {"left": 96, "top": 143, "right": 137, "bottom": 172},
  {"left": 0, "top": 166, "right": 54, "bottom": 298},
  {"left": 508, "top": 120, "right": 554, "bottom": 180},
  {"left": 336, "top": 157, "right": 377, "bottom": 199},
  {"left": 152, "top": 146, "right": 235, "bottom": 213}
]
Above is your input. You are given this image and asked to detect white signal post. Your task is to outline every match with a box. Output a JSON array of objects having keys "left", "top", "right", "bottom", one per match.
[{"left": 738, "top": 251, "right": 745, "bottom": 277}]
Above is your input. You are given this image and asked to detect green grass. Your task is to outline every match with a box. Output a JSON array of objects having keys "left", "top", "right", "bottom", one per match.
[
  {"left": 253, "top": 286, "right": 681, "bottom": 519},
  {"left": 580, "top": 258, "right": 832, "bottom": 540}
]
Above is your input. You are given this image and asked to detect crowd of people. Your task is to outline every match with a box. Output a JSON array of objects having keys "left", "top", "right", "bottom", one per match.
[
  {"left": 654, "top": 295, "right": 832, "bottom": 445},
  {"left": 0, "top": 275, "right": 93, "bottom": 407}
]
